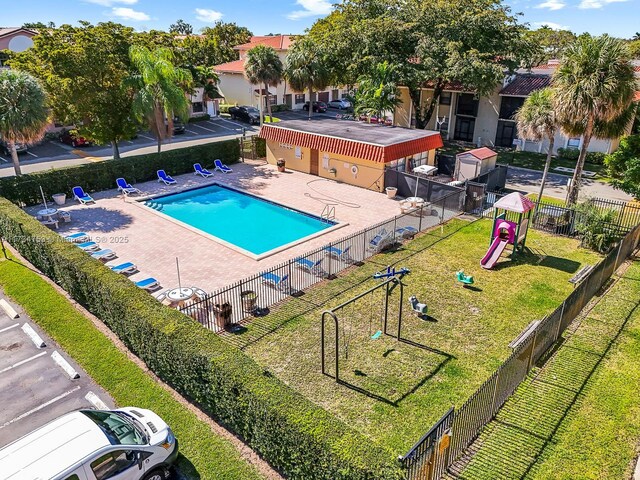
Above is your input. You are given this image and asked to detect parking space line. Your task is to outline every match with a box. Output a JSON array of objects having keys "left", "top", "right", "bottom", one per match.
[
  {"left": 210, "top": 119, "right": 240, "bottom": 131},
  {"left": 185, "top": 129, "right": 199, "bottom": 135},
  {"left": 191, "top": 123, "right": 220, "bottom": 134},
  {"left": 0, "top": 386, "right": 81, "bottom": 430},
  {"left": 0, "top": 156, "right": 8, "bottom": 163},
  {"left": 0, "top": 351, "right": 47, "bottom": 374},
  {"left": 138, "top": 134, "right": 155, "bottom": 141},
  {"left": 26, "top": 151, "right": 38, "bottom": 158},
  {"left": 0, "top": 323, "right": 19, "bottom": 334}
]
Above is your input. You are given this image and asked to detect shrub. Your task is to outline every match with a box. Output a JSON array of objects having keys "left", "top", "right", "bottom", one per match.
[
  {"left": 0, "top": 140, "right": 239, "bottom": 206},
  {"left": 255, "top": 137, "right": 267, "bottom": 158},
  {"left": 0, "top": 198, "right": 404, "bottom": 480},
  {"left": 188, "top": 114, "right": 211, "bottom": 122},
  {"left": 585, "top": 151, "right": 606, "bottom": 165},
  {"left": 271, "top": 104, "right": 291, "bottom": 112},
  {"left": 557, "top": 147, "right": 580, "bottom": 160},
  {"left": 219, "top": 103, "right": 238, "bottom": 114},
  {"left": 574, "top": 200, "right": 620, "bottom": 252}
]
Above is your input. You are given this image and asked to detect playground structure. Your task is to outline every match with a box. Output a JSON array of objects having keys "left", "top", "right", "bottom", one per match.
[
  {"left": 481, "top": 192, "right": 535, "bottom": 269},
  {"left": 373, "top": 265, "right": 411, "bottom": 280}
]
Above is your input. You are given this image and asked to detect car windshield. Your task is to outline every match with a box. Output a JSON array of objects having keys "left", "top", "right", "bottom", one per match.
[
  {"left": 246, "top": 107, "right": 259, "bottom": 114},
  {"left": 82, "top": 411, "right": 148, "bottom": 446}
]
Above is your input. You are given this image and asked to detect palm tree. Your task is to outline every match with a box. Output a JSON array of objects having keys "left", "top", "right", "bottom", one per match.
[
  {"left": 552, "top": 35, "right": 637, "bottom": 206},
  {"left": 515, "top": 88, "right": 559, "bottom": 203},
  {"left": 244, "top": 45, "right": 283, "bottom": 124},
  {"left": 129, "top": 45, "right": 192, "bottom": 153},
  {"left": 285, "top": 37, "right": 330, "bottom": 120},
  {"left": 354, "top": 61, "right": 401, "bottom": 122},
  {"left": 0, "top": 70, "right": 49, "bottom": 176}
]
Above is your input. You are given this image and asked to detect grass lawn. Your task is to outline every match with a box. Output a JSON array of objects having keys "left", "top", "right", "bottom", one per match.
[
  {"left": 525, "top": 193, "right": 567, "bottom": 206},
  {"left": 456, "top": 256, "right": 640, "bottom": 479},
  {"left": 0, "top": 253, "right": 264, "bottom": 480},
  {"left": 221, "top": 218, "right": 600, "bottom": 454}
]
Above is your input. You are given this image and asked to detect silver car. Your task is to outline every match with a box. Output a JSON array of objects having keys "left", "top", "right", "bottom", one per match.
[
  {"left": 0, "top": 138, "right": 28, "bottom": 156},
  {"left": 327, "top": 99, "right": 352, "bottom": 110}
]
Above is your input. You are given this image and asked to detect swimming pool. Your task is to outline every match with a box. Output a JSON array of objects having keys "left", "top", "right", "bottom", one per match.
[{"left": 143, "top": 184, "right": 337, "bottom": 258}]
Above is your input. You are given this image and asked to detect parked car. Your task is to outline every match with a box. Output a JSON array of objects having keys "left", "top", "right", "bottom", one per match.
[
  {"left": 229, "top": 105, "right": 260, "bottom": 125},
  {"left": 59, "top": 129, "right": 92, "bottom": 147},
  {"left": 327, "top": 99, "right": 352, "bottom": 110},
  {"left": 0, "top": 138, "right": 28, "bottom": 156},
  {"left": 171, "top": 117, "right": 185, "bottom": 135},
  {"left": 303, "top": 101, "right": 328, "bottom": 113},
  {"left": 0, "top": 407, "right": 178, "bottom": 480}
]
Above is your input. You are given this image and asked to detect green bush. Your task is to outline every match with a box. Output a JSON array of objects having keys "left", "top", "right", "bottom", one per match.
[
  {"left": 255, "top": 137, "right": 267, "bottom": 158},
  {"left": 0, "top": 141, "right": 239, "bottom": 206},
  {"left": 188, "top": 114, "right": 211, "bottom": 122},
  {"left": 0, "top": 198, "right": 403, "bottom": 480},
  {"left": 585, "top": 151, "right": 606, "bottom": 165},
  {"left": 271, "top": 104, "right": 291, "bottom": 113},
  {"left": 219, "top": 103, "right": 238, "bottom": 114},
  {"left": 574, "top": 200, "right": 620, "bottom": 252},
  {"left": 557, "top": 147, "right": 580, "bottom": 160}
]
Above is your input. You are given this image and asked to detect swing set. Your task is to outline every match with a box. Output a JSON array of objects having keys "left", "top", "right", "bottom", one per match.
[{"left": 320, "top": 277, "right": 405, "bottom": 382}]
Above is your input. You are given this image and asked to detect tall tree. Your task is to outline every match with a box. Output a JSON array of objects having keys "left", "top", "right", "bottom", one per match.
[
  {"left": 244, "top": 45, "right": 283, "bottom": 122},
  {"left": 515, "top": 88, "right": 559, "bottom": 202},
  {"left": 354, "top": 61, "right": 401, "bottom": 121},
  {"left": 0, "top": 70, "right": 49, "bottom": 176},
  {"left": 285, "top": 37, "right": 330, "bottom": 120},
  {"left": 9, "top": 22, "right": 138, "bottom": 159},
  {"left": 169, "top": 19, "right": 193, "bottom": 36},
  {"left": 553, "top": 35, "right": 637, "bottom": 206},
  {"left": 129, "top": 46, "right": 192, "bottom": 153},
  {"left": 525, "top": 27, "right": 576, "bottom": 66},
  {"left": 200, "top": 22, "right": 252, "bottom": 65},
  {"left": 605, "top": 134, "right": 640, "bottom": 200}
]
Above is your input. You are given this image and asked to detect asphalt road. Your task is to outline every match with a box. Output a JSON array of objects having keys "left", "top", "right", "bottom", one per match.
[{"left": 0, "top": 290, "right": 115, "bottom": 448}]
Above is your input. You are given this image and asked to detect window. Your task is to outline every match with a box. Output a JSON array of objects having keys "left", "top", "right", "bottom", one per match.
[
  {"left": 499, "top": 97, "right": 524, "bottom": 120},
  {"left": 567, "top": 137, "right": 581, "bottom": 148},
  {"left": 439, "top": 91, "right": 452, "bottom": 105},
  {"left": 495, "top": 120, "right": 517, "bottom": 147},
  {"left": 454, "top": 117, "right": 475, "bottom": 142},
  {"left": 269, "top": 95, "right": 277, "bottom": 105},
  {"left": 295, "top": 94, "right": 305, "bottom": 104},
  {"left": 192, "top": 101, "right": 204, "bottom": 113},
  {"left": 456, "top": 93, "right": 479, "bottom": 117},
  {"left": 91, "top": 451, "right": 137, "bottom": 480},
  {"left": 332, "top": 89, "right": 339, "bottom": 100}
]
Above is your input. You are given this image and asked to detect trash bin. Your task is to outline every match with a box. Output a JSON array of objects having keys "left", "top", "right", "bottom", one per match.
[{"left": 240, "top": 290, "right": 258, "bottom": 314}]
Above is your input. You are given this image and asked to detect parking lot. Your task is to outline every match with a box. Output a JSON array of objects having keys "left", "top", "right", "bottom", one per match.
[{"left": 0, "top": 292, "right": 114, "bottom": 447}]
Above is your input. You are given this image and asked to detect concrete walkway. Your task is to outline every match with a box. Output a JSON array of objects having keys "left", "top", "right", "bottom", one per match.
[{"left": 506, "top": 165, "right": 633, "bottom": 202}]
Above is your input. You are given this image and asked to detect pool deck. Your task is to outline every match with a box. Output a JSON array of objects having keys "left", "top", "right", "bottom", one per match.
[{"left": 34, "top": 161, "right": 403, "bottom": 294}]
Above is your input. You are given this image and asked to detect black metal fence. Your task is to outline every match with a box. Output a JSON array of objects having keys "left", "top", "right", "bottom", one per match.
[
  {"left": 384, "top": 169, "right": 465, "bottom": 202},
  {"left": 179, "top": 190, "right": 464, "bottom": 330},
  {"left": 401, "top": 222, "right": 640, "bottom": 480},
  {"left": 471, "top": 164, "right": 508, "bottom": 193}
]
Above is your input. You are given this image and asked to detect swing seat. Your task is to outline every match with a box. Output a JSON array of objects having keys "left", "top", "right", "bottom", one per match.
[
  {"left": 371, "top": 330, "right": 382, "bottom": 340},
  {"left": 456, "top": 270, "right": 474, "bottom": 285},
  {"left": 409, "top": 295, "right": 428, "bottom": 315}
]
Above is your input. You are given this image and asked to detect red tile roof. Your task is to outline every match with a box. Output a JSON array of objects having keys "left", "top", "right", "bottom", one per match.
[
  {"left": 214, "top": 59, "right": 245, "bottom": 74},
  {"left": 462, "top": 147, "right": 497, "bottom": 161},
  {"left": 235, "top": 35, "right": 294, "bottom": 51},
  {"left": 634, "top": 91, "right": 640, "bottom": 102},
  {"left": 259, "top": 124, "right": 443, "bottom": 163},
  {"left": 500, "top": 74, "right": 551, "bottom": 97}
]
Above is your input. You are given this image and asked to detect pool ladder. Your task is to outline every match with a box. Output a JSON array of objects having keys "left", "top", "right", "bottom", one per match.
[
  {"left": 321, "top": 205, "right": 335, "bottom": 223},
  {"left": 144, "top": 200, "right": 164, "bottom": 212}
]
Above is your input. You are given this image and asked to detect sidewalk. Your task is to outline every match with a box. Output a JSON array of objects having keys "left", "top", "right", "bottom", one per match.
[{"left": 448, "top": 256, "right": 640, "bottom": 479}]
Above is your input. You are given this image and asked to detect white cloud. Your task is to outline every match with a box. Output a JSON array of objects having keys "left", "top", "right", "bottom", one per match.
[
  {"left": 535, "top": 0, "right": 566, "bottom": 10},
  {"left": 287, "top": 0, "right": 333, "bottom": 20},
  {"left": 533, "top": 21, "right": 571, "bottom": 30},
  {"left": 85, "top": 0, "right": 138, "bottom": 6},
  {"left": 111, "top": 7, "right": 150, "bottom": 21},
  {"left": 579, "top": 0, "right": 627, "bottom": 8},
  {"left": 195, "top": 8, "right": 223, "bottom": 23}
]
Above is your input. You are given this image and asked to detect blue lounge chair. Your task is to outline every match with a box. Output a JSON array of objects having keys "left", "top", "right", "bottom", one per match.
[
  {"left": 214, "top": 159, "right": 232, "bottom": 174},
  {"left": 64, "top": 232, "right": 89, "bottom": 243},
  {"left": 110, "top": 262, "right": 137, "bottom": 275},
  {"left": 367, "top": 229, "right": 394, "bottom": 252},
  {"left": 134, "top": 277, "right": 160, "bottom": 291},
  {"left": 295, "top": 257, "right": 325, "bottom": 276},
  {"left": 395, "top": 226, "right": 418, "bottom": 239},
  {"left": 77, "top": 241, "right": 100, "bottom": 252},
  {"left": 157, "top": 170, "right": 177, "bottom": 185},
  {"left": 91, "top": 249, "right": 116, "bottom": 261},
  {"left": 72, "top": 186, "right": 95, "bottom": 204},
  {"left": 324, "top": 245, "right": 352, "bottom": 262},
  {"left": 116, "top": 178, "right": 142, "bottom": 196},
  {"left": 261, "top": 272, "right": 290, "bottom": 292},
  {"left": 194, "top": 163, "right": 214, "bottom": 178}
]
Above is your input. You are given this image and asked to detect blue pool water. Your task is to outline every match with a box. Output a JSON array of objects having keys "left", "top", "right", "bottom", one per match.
[{"left": 145, "top": 185, "right": 335, "bottom": 255}]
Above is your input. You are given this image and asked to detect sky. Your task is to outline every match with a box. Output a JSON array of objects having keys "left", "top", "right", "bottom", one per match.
[{"left": 1, "top": 0, "right": 639, "bottom": 38}]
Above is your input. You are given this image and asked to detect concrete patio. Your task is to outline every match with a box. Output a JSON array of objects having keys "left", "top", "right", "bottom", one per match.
[{"left": 34, "top": 161, "right": 405, "bottom": 295}]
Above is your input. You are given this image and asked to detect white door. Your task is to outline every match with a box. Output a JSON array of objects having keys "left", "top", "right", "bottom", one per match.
[
  {"left": 86, "top": 450, "right": 143, "bottom": 480},
  {"left": 206, "top": 100, "right": 216, "bottom": 117}
]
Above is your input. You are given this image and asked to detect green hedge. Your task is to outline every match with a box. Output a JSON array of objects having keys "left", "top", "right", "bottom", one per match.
[
  {"left": 0, "top": 198, "right": 404, "bottom": 480},
  {"left": 0, "top": 141, "right": 239, "bottom": 206},
  {"left": 557, "top": 147, "right": 580, "bottom": 161},
  {"left": 188, "top": 114, "right": 211, "bottom": 122},
  {"left": 255, "top": 137, "right": 267, "bottom": 158}
]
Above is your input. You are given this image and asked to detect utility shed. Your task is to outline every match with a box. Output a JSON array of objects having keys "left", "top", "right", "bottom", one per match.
[{"left": 455, "top": 147, "right": 498, "bottom": 182}]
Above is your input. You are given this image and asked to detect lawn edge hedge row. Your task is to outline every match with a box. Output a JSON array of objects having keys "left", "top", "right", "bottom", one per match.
[
  {"left": 0, "top": 140, "right": 240, "bottom": 206},
  {"left": 0, "top": 198, "right": 404, "bottom": 480}
]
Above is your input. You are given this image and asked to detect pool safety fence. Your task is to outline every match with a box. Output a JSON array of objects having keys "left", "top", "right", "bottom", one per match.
[
  {"left": 400, "top": 222, "right": 640, "bottom": 480},
  {"left": 179, "top": 189, "right": 464, "bottom": 331}
]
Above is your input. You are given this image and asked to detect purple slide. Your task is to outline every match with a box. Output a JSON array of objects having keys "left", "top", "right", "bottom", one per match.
[{"left": 481, "top": 237, "right": 508, "bottom": 269}]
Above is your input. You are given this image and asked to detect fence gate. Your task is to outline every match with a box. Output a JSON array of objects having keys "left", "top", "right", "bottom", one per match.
[
  {"left": 465, "top": 182, "right": 486, "bottom": 214},
  {"left": 401, "top": 408, "right": 455, "bottom": 480}
]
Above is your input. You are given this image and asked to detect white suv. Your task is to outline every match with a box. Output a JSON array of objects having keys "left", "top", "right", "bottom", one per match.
[{"left": 0, "top": 407, "right": 178, "bottom": 480}]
